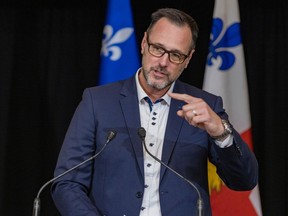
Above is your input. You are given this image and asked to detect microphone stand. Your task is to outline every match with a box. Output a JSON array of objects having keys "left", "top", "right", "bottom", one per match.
[
  {"left": 138, "top": 127, "right": 204, "bottom": 216},
  {"left": 32, "top": 131, "right": 117, "bottom": 216}
]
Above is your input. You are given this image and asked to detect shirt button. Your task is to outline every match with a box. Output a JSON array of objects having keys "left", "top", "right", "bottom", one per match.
[{"left": 136, "top": 191, "right": 143, "bottom": 198}]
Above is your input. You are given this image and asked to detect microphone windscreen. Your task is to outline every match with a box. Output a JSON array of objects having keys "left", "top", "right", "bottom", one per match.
[
  {"left": 107, "top": 131, "right": 117, "bottom": 142},
  {"left": 137, "top": 127, "right": 146, "bottom": 140}
]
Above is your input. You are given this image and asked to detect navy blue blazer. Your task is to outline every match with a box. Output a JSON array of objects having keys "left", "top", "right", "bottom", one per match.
[{"left": 51, "top": 76, "right": 258, "bottom": 216}]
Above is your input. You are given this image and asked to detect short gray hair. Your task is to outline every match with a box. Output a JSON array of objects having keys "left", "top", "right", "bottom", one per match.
[{"left": 146, "top": 8, "right": 199, "bottom": 49}]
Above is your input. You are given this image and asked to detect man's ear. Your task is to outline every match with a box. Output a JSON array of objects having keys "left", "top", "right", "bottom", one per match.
[
  {"left": 184, "top": 49, "right": 195, "bottom": 68},
  {"left": 141, "top": 32, "right": 148, "bottom": 54}
]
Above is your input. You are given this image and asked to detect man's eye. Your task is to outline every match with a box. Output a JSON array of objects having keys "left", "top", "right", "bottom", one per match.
[
  {"left": 153, "top": 46, "right": 164, "bottom": 52},
  {"left": 171, "top": 52, "right": 181, "bottom": 59}
]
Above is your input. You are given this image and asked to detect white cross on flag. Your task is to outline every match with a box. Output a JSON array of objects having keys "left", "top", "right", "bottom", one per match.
[{"left": 203, "top": 0, "right": 262, "bottom": 215}]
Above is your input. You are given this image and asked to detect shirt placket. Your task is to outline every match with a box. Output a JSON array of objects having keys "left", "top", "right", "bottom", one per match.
[{"left": 141, "top": 99, "right": 163, "bottom": 215}]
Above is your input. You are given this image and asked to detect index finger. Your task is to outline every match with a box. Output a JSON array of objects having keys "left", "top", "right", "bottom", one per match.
[{"left": 168, "top": 92, "right": 196, "bottom": 104}]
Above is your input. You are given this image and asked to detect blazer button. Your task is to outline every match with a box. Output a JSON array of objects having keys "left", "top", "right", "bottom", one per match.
[{"left": 136, "top": 191, "right": 143, "bottom": 198}]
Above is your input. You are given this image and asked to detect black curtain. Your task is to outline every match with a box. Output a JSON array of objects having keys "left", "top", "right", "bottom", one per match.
[{"left": 1, "top": 0, "right": 287, "bottom": 215}]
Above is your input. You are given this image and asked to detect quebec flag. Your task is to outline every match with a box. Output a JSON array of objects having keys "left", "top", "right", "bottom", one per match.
[
  {"left": 98, "top": 0, "right": 140, "bottom": 85},
  {"left": 203, "top": 0, "right": 262, "bottom": 215}
]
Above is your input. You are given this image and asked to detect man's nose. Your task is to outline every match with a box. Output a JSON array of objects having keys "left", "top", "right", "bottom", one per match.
[{"left": 158, "top": 53, "right": 170, "bottom": 66}]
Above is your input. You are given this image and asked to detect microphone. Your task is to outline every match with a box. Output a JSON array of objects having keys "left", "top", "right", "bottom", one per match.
[
  {"left": 137, "top": 127, "right": 204, "bottom": 216},
  {"left": 32, "top": 130, "right": 117, "bottom": 216}
]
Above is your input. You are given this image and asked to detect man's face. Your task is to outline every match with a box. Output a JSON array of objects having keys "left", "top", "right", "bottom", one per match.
[{"left": 140, "top": 18, "right": 195, "bottom": 91}]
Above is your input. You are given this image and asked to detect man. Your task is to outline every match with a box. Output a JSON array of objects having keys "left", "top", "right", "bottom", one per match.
[{"left": 52, "top": 8, "right": 258, "bottom": 216}]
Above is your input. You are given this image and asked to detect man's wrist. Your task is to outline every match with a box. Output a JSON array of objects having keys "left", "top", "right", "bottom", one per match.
[{"left": 210, "top": 119, "right": 233, "bottom": 141}]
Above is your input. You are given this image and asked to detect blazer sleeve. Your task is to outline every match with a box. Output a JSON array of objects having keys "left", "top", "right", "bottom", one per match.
[
  {"left": 208, "top": 96, "right": 258, "bottom": 191},
  {"left": 51, "top": 89, "right": 101, "bottom": 216}
]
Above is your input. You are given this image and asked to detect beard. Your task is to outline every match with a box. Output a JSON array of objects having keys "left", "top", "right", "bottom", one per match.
[{"left": 142, "top": 66, "right": 174, "bottom": 90}]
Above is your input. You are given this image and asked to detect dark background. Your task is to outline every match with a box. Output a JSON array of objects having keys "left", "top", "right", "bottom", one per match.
[{"left": 1, "top": 0, "right": 287, "bottom": 215}]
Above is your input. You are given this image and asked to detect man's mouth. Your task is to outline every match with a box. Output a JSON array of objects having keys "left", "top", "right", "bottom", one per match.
[{"left": 152, "top": 69, "right": 167, "bottom": 79}]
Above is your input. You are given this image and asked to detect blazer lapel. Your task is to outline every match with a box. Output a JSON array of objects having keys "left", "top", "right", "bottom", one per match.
[
  {"left": 160, "top": 98, "right": 185, "bottom": 180},
  {"left": 160, "top": 81, "right": 186, "bottom": 180},
  {"left": 119, "top": 77, "right": 145, "bottom": 178}
]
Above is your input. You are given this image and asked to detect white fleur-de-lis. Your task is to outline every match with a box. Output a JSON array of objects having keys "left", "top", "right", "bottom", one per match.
[{"left": 101, "top": 25, "right": 134, "bottom": 61}]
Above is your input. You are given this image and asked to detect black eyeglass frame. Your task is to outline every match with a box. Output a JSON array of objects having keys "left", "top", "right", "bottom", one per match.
[{"left": 146, "top": 34, "right": 191, "bottom": 64}]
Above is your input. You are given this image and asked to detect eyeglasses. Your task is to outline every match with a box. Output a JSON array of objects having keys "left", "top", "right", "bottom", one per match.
[{"left": 146, "top": 35, "right": 190, "bottom": 64}]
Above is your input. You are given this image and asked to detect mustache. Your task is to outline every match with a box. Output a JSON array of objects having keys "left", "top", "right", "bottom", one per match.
[{"left": 151, "top": 66, "right": 168, "bottom": 74}]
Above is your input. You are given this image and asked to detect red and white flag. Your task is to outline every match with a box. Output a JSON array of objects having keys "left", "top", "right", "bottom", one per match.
[{"left": 203, "top": 0, "right": 262, "bottom": 215}]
